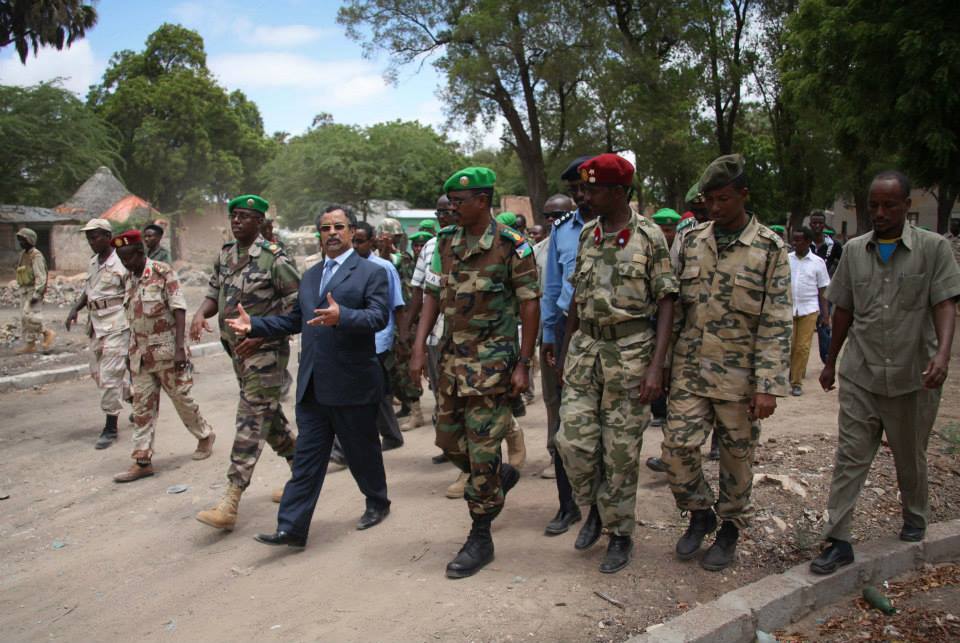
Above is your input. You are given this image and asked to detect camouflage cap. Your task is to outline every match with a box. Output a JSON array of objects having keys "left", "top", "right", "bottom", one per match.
[
  {"left": 228, "top": 194, "right": 269, "bottom": 215},
  {"left": 699, "top": 154, "right": 745, "bottom": 194},
  {"left": 16, "top": 227, "right": 37, "bottom": 245},
  {"left": 496, "top": 211, "right": 517, "bottom": 227},
  {"left": 652, "top": 208, "right": 681, "bottom": 224},
  {"left": 378, "top": 217, "right": 404, "bottom": 236},
  {"left": 443, "top": 166, "right": 496, "bottom": 192}
]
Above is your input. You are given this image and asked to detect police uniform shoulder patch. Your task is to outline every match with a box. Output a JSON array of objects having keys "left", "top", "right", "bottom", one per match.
[{"left": 552, "top": 210, "right": 575, "bottom": 227}]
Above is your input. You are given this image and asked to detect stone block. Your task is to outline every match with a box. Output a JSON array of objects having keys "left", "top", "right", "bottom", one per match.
[
  {"left": 856, "top": 538, "right": 923, "bottom": 583},
  {"left": 783, "top": 557, "right": 866, "bottom": 611},
  {"left": 924, "top": 519, "right": 960, "bottom": 563},
  {"left": 715, "top": 573, "right": 812, "bottom": 632},
  {"left": 636, "top": 604, "right": 754, "bottom": 643}
]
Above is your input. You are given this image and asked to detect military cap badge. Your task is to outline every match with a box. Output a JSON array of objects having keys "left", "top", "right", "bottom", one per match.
[
  {"left": 459, "top": 176, "right": 469, "bottom": 186},
  {"left": 247, "top": 198, "right": 255, "bottom": 207}
]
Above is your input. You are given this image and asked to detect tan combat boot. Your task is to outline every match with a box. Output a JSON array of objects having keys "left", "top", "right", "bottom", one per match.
[
  {"left": 445, "top": 471, "right": 470, "bottom": 499},
  {"left": 505, "top": 419, "right": 526, "bottom": 468},
  {"left": 191, "top": 432, "right": 216, "bottom": 460},
  {"left": 15, "top": 341, "right": 36, "bottom": 354},
  {"left": 196, "top": 483, "right": 243, "bottom": 530},
  {"left": 399, "top": 401, "right": 424, "bottom": 431},
  {"left": 41, "top": 329, "right": 56, "bottom": 351}
]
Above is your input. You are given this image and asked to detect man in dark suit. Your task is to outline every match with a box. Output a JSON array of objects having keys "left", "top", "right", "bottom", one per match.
[{"left": 226, "top": 205, "right": 391, "bottom": 547}]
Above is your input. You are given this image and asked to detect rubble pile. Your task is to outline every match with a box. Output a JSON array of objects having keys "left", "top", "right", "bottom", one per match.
[{"left": 1, "top": 274, "right": 86, "bottom": 309}]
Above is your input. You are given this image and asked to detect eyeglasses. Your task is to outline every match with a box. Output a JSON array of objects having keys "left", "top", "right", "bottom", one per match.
[
  {"left": 228, "top": 211, "right": 260, "bottom": 221},
  {"left": 318, "top": 223, "right": 349, "bottom": 232},
  {"left": 436, "top": 209, "right": 455, "bottom": 216},
  {"left": 448, "top": 194, "right": 480, "bottom": 207}
]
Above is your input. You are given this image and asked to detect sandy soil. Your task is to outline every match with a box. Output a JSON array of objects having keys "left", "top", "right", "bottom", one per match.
[{"left": 2, "top": 328, "right": 960, "bottom": 642}]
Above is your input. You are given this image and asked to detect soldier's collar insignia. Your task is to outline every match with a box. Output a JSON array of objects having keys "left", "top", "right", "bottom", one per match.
[
  {"left": 616, "top": 229, "right": 630, "bottom": 248},
  {"left": 593, "top": 226, "right": 602, "bottom": 246}
]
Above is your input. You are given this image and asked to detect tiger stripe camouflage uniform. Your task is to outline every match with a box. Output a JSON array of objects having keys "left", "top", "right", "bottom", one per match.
[
  {"left": 127, "top": 258, "right": 212, "bottom": 461},
  {"left": 556, "top": 212, "right": 678, "bottom": 536},
  {"left": 663, "top": 215, "right": 792, "bottom": 527},
  {"left": 425, "top": 218, "right": 539, "bottom": 518},
  {"left": 206, "top": 235, "right": 300, "bottom": 489}
]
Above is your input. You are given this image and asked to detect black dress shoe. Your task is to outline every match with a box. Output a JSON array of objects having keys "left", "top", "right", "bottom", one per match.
[
  {"left": 431, "top": 453, "right": 449, "bottom": 464},
  {"left": 574, "top": 505, "right": 602, "bottom": 550},
  {"left": 545, "top": 506, "right": 582, "bottom": 536},
  {"left": 900, "top": 524, "right": 925, "bottom": 542},
  {"left": 254, "top": 530, "right": 306, "bottom": 548},
  {"left": 357, "top": 506, "right": 390, "bottom": 530},
  {"left": 94, "top": 429, "right": 117, "bottom": 450},
  {"left": 600, "top": 535, "right": 633, "bottom": 573},
  {"left": 810, "top": 539, "right": 854, "bottom": 575},
  {"left": 381, "top": 437, "right": 404, "bottom": 451}
]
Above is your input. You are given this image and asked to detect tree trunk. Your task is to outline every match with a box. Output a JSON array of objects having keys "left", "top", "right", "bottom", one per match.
[
  {"left": 936, "top": 184, "right": 958, "bottom": 234},
  {"left": 514, "top": 142, "right": 548, "bottom": 224}
]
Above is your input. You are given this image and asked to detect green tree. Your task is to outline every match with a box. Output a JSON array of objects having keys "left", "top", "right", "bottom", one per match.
[
  {"left": 0, "top": 0, "right": 96, "bottom": 64},
  {"left": 784, "top": 0, "right": 960, "bottom": 232},
  {"left": 87, "top": 24, "right": 273, "bottom": 213},
  {"left": 0, "top": 81, "right": 119, "bottom": 205}
]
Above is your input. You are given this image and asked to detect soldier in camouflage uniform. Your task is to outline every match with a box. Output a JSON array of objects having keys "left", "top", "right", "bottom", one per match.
[
  {"left": 15, "top": 228, "right": 55, "bottom": 354},
  {"left": 664, "top": 154, "right": 792, "bottom": 571},
  {"left": 191, "top": 194, "right": 301, "bottom": 531},
  {"left": 378, "top": 217, "right": 424, "bottom": 430},
  {"left": 143, "top": 224, "right": 172, "bottom": 264},
  {"left": 411, "top": 166, "right": 540, "bottom": 579},
  {"left": 556, "top": 154, "right": 678, "bottom": 574},
  {"left": 108, "top": 230, "right": 215, "bottom": 483}
]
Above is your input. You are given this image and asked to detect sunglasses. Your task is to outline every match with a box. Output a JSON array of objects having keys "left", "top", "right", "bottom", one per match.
[{"left": 318, "top": 223, "right": 350, "bottom": 232}]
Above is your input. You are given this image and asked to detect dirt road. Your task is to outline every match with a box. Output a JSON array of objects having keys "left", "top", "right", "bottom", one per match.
[{"left": 2, "top": 336, "right": 960, "bottom": 642}]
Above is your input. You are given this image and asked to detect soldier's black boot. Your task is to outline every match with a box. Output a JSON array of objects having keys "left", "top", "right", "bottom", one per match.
[
  {"left": 574, "top": 504, "right": 602, "bottom": 550},
  {"left": 675, "top": 508, "right": 717, "bottom": 560},
  {"left": 446, "top": 514, "right": 494, "bottom": 579},
  {"left": 95, "top": 414, "right": 119, "bottom": 450},
  {"left": 599, "top": 535, "right": 633, "bottom": 574},
  {"left": 701, "top": 520, "right": 739, "bottom": 571}
]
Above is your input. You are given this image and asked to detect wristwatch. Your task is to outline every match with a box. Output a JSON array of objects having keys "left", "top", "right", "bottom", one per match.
[{"left": 518, "top": 356, "right": 533, "bottom": 367}]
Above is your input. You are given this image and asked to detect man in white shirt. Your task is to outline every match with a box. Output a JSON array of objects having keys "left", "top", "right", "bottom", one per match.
[{"left": 788, "top": 226, "right": 831, "bottom": 396}]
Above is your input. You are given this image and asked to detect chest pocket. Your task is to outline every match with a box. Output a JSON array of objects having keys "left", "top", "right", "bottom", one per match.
[
  {"left": 140, "top": 286, "right": 166, "bottom": 317},
  {"left": 467, "top": 276, "right": 507, "bottom": 327},
  {"left": 731, "top": 273, "right": 764, "bottom": 315},
  {"left": 573, "top": 257, "right": 595, "bottom": 303},
  {"left": 679, "top": 263, "right": 701, "bottom": 305},
  {"left": 611, "top": 254, "right": 650, "bottom": 310},
  {"left": 898, "top": 273, "right": 926, "bottom": 310}
]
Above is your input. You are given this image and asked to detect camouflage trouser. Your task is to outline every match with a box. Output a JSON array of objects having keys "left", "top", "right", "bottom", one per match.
[
  {"left": 557, "top": 332, "right": 649, "bottom": 537},
  {"left": 226, "top": 347, "right": 297, "bottom": 489},
  {"left": 19, "top": 291, "right": 43, "bottom": 343},
  {"left": 435, "top": 372, "right": 513, "bottom": 518},
  {"left": 130, "top": 364, "right": 213, "bottom": 460},
  {"left": 390, "top": 330, "right": 422, "bottom": 405},
  {"left": 661, "top": 388, "right": 759, "bottom": 529},
  {"left": 89, "top": 330, "right": 131, "bottom": 415}
]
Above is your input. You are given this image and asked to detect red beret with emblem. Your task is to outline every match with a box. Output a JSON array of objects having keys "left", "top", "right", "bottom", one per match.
[
  {"left": 111, "top": 229, "right": 143, "bottom": 248},
  {"left": 578, "top": 153, "right": 635, "bottom": 186}
]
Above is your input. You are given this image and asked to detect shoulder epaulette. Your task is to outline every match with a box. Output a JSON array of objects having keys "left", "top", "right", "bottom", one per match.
[
  {"left": 499, "top": 225, "right": 533, "bottom": 258},
  {"left": 757, "top": 224, "right": 786, "bottom": 248},
  {"left": 553, "top": 211, "right": 575, "bottom": 227},
  {"left": 438, "top": 225, "right": 458, "bottom": 235},
  {"left": 222, "top": 240, "right": 237, "bottom": 249},
  {"left": 259, "top": 240, "right": 285, "bottom": 256}
]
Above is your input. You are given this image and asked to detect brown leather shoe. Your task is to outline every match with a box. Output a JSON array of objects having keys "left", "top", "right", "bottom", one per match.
[
  {"left": 114, "top": 463, "right": 154, "bottom": 483},
  {"left": 192, "top": 433, "right": 216, "bottom": 460}
]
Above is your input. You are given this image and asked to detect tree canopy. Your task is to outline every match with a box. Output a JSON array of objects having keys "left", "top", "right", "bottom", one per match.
[{"left": 0, "top": 0, "right": 96, "bottom": 64}]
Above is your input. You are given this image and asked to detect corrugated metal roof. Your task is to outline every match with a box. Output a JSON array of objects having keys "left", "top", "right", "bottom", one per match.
[{"left": 0, "top": 205, "right": 81, "bottom": 224}]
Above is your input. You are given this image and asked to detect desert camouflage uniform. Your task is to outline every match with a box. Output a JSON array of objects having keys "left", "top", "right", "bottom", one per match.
[
  {"left": 85, "top": 250, "right": 132, "bottom": 415},
  {"left": 425, "top": 219, "right": 539, "bottom": 517},
  {"left": 389, "top": 251, "right": 421, "bottom": 404},
  {"left": 126, "top": 258, "right": 212, "bottom": 461},
  {"left": 556, "top": 213, "right": 678, "bottom": 536},
  {"left": 206, "top": 235, "right": 300, "bottom": 489},
  {"left": 662, "top": 215, "right": 791, "bottom": 528},
  {"left": 16, "top": 246, "right": 47, "bottom": 343}
]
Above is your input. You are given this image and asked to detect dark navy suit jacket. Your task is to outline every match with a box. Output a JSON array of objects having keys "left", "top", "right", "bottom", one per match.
[{"left": 249, "top": 251, "right": 389, "bottom": 406}]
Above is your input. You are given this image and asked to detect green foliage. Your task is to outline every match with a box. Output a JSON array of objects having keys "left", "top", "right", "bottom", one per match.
[
  {"left": 87, "top": 24, "right": 274, "bottom": 214},
  {"left": 0, "top": 0, "right": 96, "bottom": 63},
  {"left": 260, "top": 119, "right": 466, "bottom": 228},
  {"left": 0, "top": 81, "right": 119, "bottom": 206}
]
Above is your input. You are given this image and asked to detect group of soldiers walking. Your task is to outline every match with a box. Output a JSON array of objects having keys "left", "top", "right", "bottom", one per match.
[{"left": 13, "top": 149, "right": 959, "bottom": 582}]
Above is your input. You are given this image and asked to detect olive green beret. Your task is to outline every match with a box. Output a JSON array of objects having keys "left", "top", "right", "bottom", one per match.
[
  {"left": 378, "top": 217, "right": 404, "bottom": 236},
  {"left": 409, "top": 231, "right": 434, "bottom": 243},
  {"left": 496, "top": 211, "right": 517, "bottom": 227},
  {"left": 419, "top": 219, "right": 440, "bottom": 233},
  {"left": 652, "top": 208, "right": 681, "bottom": 224},
  {"left": 229, "top": 194, "right": 269, "bottom": 215},
  {"left": 685, "top": 182, "right": 704, "bottom": 205},
  {"left": 16, "top": 228, "right": 37, "bottom": 245},
  {"left": 444, "top": 166, "right": 496, "bottom": 192},
  {"left": 770, "top": 224, "right": 786, "bottom": 233},
  {"left": 699, "top": 154, "right": 745, "bottom": 194}
]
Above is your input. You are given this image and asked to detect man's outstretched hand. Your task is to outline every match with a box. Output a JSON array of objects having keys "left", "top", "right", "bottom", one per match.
[
  {"left": 308, "top": 293, "right": 341, "bottom": 327},
  {"left": 224, "top": 303, "right": 252, "bottom": 336}
]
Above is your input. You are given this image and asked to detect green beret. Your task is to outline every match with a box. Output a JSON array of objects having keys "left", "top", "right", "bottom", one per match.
[
  {"left": 16, "top": 228, "right": 38, "bottom": 245},
  {"left": 419, "top": 219, "right": 440, "bottom": 233},
  {"left": 229, "top": 194, "right": 269, "bottom": 215},
  {"left": 444, "top": 166, "right": 496, "bottom": 192},
  {"left": 409, "top": 231, "right": 434, "bottom": 243},
  {"left": 378, "top": 217, "right": 404, "bottom": 236},
  {"left": 652, "top": 208, "right": 681, "bottom": 224},
  {"left": 770, "top": 224, "right": 786, "bottom": 233},
  {"left": 685, "top": 182, "right": 704, "bottom": 205},
  {"left": 496, "top": 211, "right": 517, "bottom": 227},
  {"left": 699, "top": 154, "right": 745, "bottom": 194}
]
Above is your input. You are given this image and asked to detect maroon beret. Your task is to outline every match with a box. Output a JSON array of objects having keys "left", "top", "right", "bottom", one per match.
[
  {"left": 111, "top": 229, "right": 142, "bottom": 248},
  {"left": 578, "top": 153, "right": 635, "bottom": 186}
]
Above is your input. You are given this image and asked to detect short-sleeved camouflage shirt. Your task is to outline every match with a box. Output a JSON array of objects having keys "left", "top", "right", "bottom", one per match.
[
  {"left": 127, "top": 258, "right": 187, "bottom": 374},
  {"left": 425, "top": 218, "right": 540, "bottom": 396},
  {"left": 671, "top": 215, "right": 792, "bottom": 401},
  {"left": 205, "top": 235, "right": 301, "bottom": 351}
]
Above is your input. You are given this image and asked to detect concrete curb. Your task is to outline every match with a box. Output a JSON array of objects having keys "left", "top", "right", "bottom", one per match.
[
  {"left": 628, "top": 518, "right": 960, "bottom": 643},
  {"left": 0, "top": 341, "right": 225, "bottom": 393}
]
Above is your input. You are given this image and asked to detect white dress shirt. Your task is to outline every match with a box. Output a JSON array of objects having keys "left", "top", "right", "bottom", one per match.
[{"left": 788, "top": 250, "right": 830, "bottom": 317}]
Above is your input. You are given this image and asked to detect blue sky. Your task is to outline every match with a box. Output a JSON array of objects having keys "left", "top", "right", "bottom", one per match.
[{"left": 0, "top": 0, "right": 462, "bottom": 138}]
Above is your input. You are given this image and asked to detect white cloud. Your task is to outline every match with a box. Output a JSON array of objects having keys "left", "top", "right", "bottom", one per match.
[
  {"left": 250, "top": 25, "right": 329, "bottom": 47},
  {"left": 171, "top": 2, "right": 328, "bottom": 48},
  {"left": 0, "top": 40, "right": 101, "bottom": 95}
]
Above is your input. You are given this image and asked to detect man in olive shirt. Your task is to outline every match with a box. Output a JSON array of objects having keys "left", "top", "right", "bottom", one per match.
[{"left": 811, "top": 170, "right": 960, "bottom": 575}]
